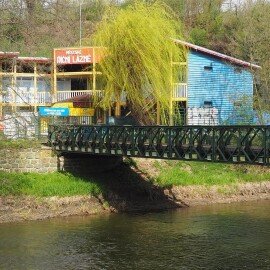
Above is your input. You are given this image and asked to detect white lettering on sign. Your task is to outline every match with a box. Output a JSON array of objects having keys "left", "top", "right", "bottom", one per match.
[
  {"left": 56, "top": 48, "right": 93, "bottom": 64},
  {"left": 43, "top": 108, "right": 68, "bottom": 116},
  {"left": 57, "top": 56, "right": 71, "bottom": 64},
  {"left": 71, "top": 55, "right": 91, "bottom": 63},
  {"left": 66, "top": 50, "right": 82, "bottom": 55}
]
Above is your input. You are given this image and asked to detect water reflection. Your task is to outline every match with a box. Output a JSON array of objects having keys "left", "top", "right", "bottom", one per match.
[{"left": 0, "top": 201, "right": 269, "bottom": 270}]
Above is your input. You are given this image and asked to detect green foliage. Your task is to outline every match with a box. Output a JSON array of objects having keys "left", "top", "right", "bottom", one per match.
[
  {"left": 123, "top": 157, "right": 137, "bottom": 167},
  {"left": 189, "top": 27, "right": 208, "bottom": 46},
  {"left": 154, "top": 161, "right": 270, "bottom": 187},
  {"left": 230, "top": 1, "right": 270, "bottom": 113},
  {"left": 0, "top": 172, "right": 103, "bottom": 197},
  {"left": 93, "top": 1, "right": 186, "bottom": 123},
  {"left": 0, "top": 138, "right": 42, "bottom": 149},
  {"left": 0, "top": 0, "right": 269, "bottom": 122}
]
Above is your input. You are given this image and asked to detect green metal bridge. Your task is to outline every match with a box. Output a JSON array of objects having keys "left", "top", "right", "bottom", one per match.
[{"left": 48, "top": 125, "right": 270, "bottom": 165}]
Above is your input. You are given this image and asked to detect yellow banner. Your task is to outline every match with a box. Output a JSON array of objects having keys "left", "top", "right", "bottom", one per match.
[
  {"left": 69, "top": 108, "right": 95, "bottom": 116},
  {"left": 53, "top": 102, "right": 74, "bottom": 108}
]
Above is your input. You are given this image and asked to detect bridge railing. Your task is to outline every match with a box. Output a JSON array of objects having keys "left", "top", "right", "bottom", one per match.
[{"left": 48, "top": 124, "right": 270, "bottom": 165}]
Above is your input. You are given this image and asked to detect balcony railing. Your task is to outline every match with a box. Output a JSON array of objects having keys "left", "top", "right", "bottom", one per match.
[
  {"left": 1, "top": 85, "right": 188, "bottom": 106},
  {"left": 38, "top": 92, "right": 52, "bottom": 104},
  {"left": 56, "top": 90, "right": 104, "bottom": 102},
  {"left": 1, "top": 91, "right": 52, "bottom": 104},
  {"left": 172, "top": 83, "right": 187, "bottom": 99},
  {"left": 56, "top": 90, "right": 128, "bottom": 103}
]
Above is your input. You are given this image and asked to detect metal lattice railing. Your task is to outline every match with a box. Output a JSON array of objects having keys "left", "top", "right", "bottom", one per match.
[{"left": 48, "top": 124, "right": 270, "bottom": 165}]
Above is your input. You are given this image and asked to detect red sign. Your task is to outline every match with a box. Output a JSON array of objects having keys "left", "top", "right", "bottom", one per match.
[{"left": 55, "top": 48, "right": 94, "bottom": 65}]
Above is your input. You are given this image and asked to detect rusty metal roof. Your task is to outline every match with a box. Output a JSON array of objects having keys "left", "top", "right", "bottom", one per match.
[
  {"left": 0, "top": 51, "right": 19, "bottom": 58},
  {"left": 18, "top": 56, "right": 52, "bottom": 63}
]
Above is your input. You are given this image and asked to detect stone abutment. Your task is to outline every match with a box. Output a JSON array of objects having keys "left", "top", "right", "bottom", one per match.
[{"left": 0, "top": 146, "right": 122, "bottom": 174}]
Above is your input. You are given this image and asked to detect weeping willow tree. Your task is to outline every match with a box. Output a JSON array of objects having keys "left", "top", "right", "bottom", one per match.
[{"left": 93, "top": 1, "right": 186, "bottom": 124}]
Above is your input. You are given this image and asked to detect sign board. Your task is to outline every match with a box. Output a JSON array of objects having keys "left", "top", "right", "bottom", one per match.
[
  {"left": 39, "top": 107, "right": 69, "bottom": 116},
  {"left": 55, "top": 48, "right": 94, "bottom": 65},
  {"left": 53, "top": 102, "right": 74, "bottom": 108},
  {"left": 73, "top": 102, "right": 90, "bottom": 108},
  {"left": 69, "top": 108, "right": 94, "bottom": 117}
]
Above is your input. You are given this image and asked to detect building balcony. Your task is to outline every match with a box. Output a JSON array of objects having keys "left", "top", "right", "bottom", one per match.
[
  {"left": 172, "top": 83, "right": 187, "bottom": 100},
  {"left": 0, "top": 91, "right": 52, "bottom": 105},
  {"left": 56, "top": 90, "right": 105, "bottom": 102}
]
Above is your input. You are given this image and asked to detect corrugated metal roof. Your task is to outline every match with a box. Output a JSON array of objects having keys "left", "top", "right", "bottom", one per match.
[
  {"left": 186, "top": 48, "right": 254, "bottom": 124},
  {"left": 0, "top": 51, "right": 19, "bottom": 58},
  {"left": 18, "top": 56, "right": 51, "bottom": 63},
  {"left": 171, "top": 39, "right": 261, "bottom": 69},
  {"left": 0, "top": 52, "right": 51, "bottom": 63}
]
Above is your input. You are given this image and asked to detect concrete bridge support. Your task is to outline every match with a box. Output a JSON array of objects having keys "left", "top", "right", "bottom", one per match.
[{"left": 0, "top": 146, "right": 122, "bottom": 174}]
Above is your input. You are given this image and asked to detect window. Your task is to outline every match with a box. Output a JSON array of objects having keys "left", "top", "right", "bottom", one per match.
[
  {"left": 204, "top": 66, "right": 213, "bottom": 72},
  {"left": 234, "top": 102, "right": 242, "bottom": 107},
  {"left": 57, "top": 78, "right": 71, "bottom": 91},
  {"left": 16, "top": 77, "right": 34, "bottom": 92},
  {"left": 234, "top": 67, "right": 242, "bottom": 73},
  {"left": 37, "top": 78, "right": 51, "bottom": 92},
  {"left": 204, "top": 101, "right": 213, "bottom": 107},
  {"left": 2, "top": 77, "right": 12, "bottom": 91}
]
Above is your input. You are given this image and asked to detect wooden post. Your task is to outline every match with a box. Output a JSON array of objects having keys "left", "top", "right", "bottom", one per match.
[
  {"left": 93, "top": 47, "right": 96, "bottom": 96},
  {"left": 115, "top": 95, "right": 121, "bottom": 117},
  {"left": 157, "top": 101, "right": 160, "bottom": 125},
  {"left": 53, "top": 49, "right": 57, "bottom": 103},
  {"left": 93, "top": 47, "right": 99, "bottom": 122},
  {"left": 170, "top": 57, "right": 173, "bottom": 126},
  {"left": 0, "top": 62, "right": 2, "bottom": 118},
  {"left": 33, "top": 62, "right": 37, "bottom": 112},
  {"left": 11, "top": 59, "right": 16, "bottom": 114},
  {"left": 185, "top": 61, "right": 188, "bottom": 125}
]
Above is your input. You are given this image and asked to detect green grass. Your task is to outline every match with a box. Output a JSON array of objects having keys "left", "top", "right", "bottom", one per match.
[
  {"left": 1, "top": 160, "right": 270, "bottom": 197},
  {"left": 0, "top": 137, "right": 43, "bottom": 149},
  {"left": 153, "top": 160, "right": 270, "bottom": 187},
  {"left": 0, "top": 171, "right": 103, "bottom": 197}
]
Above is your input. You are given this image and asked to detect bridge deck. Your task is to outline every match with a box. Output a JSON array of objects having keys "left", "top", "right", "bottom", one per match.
[{"left": 48, "top": 125, "right": 270, "bottom": 165}]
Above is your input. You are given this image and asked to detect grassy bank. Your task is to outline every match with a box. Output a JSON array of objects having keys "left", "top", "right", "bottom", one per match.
[
  {"left": 1, "top": 159, "right": 270, "bottom": 198},
  {"left": 0, "top": 137, "right": 43, "bottom": 149},
  {"left": 150, "top": 160, "right": 270, "bottom": 187},
  {"left": 1, "top": 160, "right": 270, "bottom": 223},
  {"left": 0, "top": 171, "right": 103, "bottom": 197}
]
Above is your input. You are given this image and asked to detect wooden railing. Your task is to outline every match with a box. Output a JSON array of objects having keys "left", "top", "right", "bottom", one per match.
[
  {"left": 1, "top": 91, "right": 52, "bottom": 104},
  {"left": 56, "top": 90, "right": 105, "bottom": 102},
  {"left": 172, "top": 83, "right": 187, "bottom": 99}
]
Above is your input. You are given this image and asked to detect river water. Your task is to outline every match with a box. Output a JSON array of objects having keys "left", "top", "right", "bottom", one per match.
[{"left": 0, "top": 200, "right": 269, "bottom": 270}]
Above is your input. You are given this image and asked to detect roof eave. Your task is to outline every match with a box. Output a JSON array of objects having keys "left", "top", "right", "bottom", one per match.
[
  {"left": 0, "top": 51, "right": 20, "bottom": 58},
  {"left": 18, "top": 57, "right": 52, "bottom": 63},
  {"left": 171, "top": 38, "right": 261, "bottom": 70}
]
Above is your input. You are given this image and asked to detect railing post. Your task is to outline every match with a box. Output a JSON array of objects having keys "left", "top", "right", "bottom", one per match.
[
  {"left": 168, "top": 126, "right": 172, "bottom": 158},
  {"left": 264, "top": 126, "right": 268, "bottom": 164}
]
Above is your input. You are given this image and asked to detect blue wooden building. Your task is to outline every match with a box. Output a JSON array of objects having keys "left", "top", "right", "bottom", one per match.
[{"left": 173, "top": 39, "right": 260, "bottom": 125}]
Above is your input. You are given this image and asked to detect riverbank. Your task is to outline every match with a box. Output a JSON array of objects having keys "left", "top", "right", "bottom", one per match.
[
  {"left": 1, "top": 158, "right": 270, "bottom": 223},
  {"left": 1, "top": 181, "right": 270, "bottom": 223}
]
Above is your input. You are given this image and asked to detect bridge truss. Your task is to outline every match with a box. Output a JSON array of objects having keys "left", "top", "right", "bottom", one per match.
[{"left": 48, "top": 125, "right": 270, "bottom": 165}]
